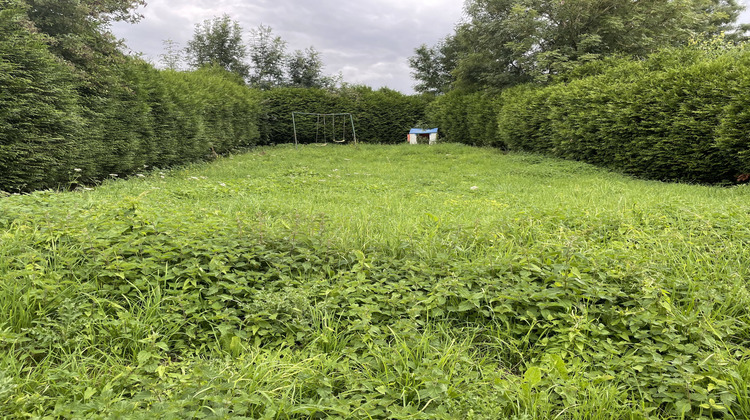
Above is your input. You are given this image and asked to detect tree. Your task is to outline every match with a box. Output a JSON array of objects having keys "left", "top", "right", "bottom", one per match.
[
  {"left": 185, "top": 14, "right": 250, "bottom": 80},
  {"left": 248, "top": 24, "right": 287, "bottom": 89},
  {"left": 412, "top": 0, "right": 748, "bottom": 92},
  {"left": 408, "top": 37, "right": 459, "bottom": 95},
  {"left": 286, "top": 47, "right": 327, "bottom": 88},
  {"left": 159, "top": 39, "right": 183, "bottom": 70},
  {"left": 22, "top": 0, "right": 145, "bottom": 88}
]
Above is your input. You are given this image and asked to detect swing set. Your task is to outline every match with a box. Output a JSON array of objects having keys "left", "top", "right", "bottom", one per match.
[{"left": 292, "top": 112, "right": 358, "bottom": 147}]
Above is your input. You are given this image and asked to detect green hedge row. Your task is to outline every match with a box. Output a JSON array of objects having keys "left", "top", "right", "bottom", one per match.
[
  {"left": 260, "top": 86, "right": 430, "bottom": 145},
  {"left": 497, "top": 46, "right": 750, "bottom": 183},
  {"left": 0, "top": 5, "right": 262, "bottom": 192},
  {"left": 425, "top": 90, "right": 503, "bottom": 148},
  {"left": 0, "top": 4, "right": 81, "bottom": 192},
  {"left": 75, "top": 64, "right": 262, "bottom": 182},
  {"left": 425, "top": 45, "right": 750, "bottom": 184}
]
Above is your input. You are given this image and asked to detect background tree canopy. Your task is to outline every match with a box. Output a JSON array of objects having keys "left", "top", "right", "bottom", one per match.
[
  {"left": 185, "top": 14, "right": 250, "bottom": 80},
  {"left": 23, "top": 0, "right": 144, "bottom": 74},
  {"left": 182, "top": 18, "right": 336, "bottom": 89},
  {"left": 411, "top": 0, "right": 749, "bottom": 93}
]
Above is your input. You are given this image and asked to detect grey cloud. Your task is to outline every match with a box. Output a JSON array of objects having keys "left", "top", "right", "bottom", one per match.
[
  {"left": 111, "top": 0, "right": 750, "bottom": 92},
  {"left": 110, "top": 0, "right": 465, "bottom": 93}
]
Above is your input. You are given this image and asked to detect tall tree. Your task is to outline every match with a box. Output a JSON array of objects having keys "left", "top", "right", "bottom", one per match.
[
  {"left": 159, "top": 38, "right": 183, "bottom": 70},
  {"left": 412, "top": 0, "right": 747, "bottom": 92},
  {"left": 22, "top": 0, "right": 145, "bottom": 89},
  {"left": 408, "top": 37, "right": 459, "bottom": 95},
  {"left": 286, "top": 47, "right": 326, "bottom": 88},
  {"left": 248, "top": 24, "right": 287, "bottom": 89},
  {"left": 185, "top": 14, "right": 250, "bottom": 80}
]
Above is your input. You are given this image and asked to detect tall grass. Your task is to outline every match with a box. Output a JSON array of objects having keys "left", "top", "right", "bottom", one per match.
[{"left": 1, "top": 144, "right": 749, "bottom": 418}]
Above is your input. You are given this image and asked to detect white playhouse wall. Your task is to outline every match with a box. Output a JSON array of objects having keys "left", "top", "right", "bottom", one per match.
[{"left": 407, "top": 132, "right": 438, "bottom": 145}]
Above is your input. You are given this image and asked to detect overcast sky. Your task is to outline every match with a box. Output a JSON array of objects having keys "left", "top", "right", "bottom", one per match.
[
  {"left": 111, "top": 0, "right": 750, "bottom": 94},
  {"left": 110, "top": 0, "right": 465, "bottom": 93}
]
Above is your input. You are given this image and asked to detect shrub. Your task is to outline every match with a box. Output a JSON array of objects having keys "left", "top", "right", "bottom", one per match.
[
  {"left": 0, "top": 27, "right": 263, "bottom": 192},
  {"left": 426, "top": 91, "right": 503, "bottom": 147},
  {"left": 497, "top": 44, "right": 750, "bottom": 183},
  {"left": 260, "top": 86, "right": 429, "bottom": 145},
  {"left": 0, "top": 2, "right": 82, "bottom": 191}
]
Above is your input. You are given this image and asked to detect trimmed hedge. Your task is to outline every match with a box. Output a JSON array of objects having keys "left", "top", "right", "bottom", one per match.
[
  {"left": 425, "top": 90, "right": 503, "bottom": 148},
  {"left": 15, "top": 5, "right": 750, "bottom": 189},
  {"left": 420, "top": 44, "right": 750, "bottom": 184},
  {"left": 497, "top": 46, "right": 750, "bottom": 183},
  {"left": 0, "top": 5, "right": 262, "bottom": 193},
  {"left": 260, "top": 86, "right": 429, "bottom": 145},
  {"left": 2, "top": 2, "right": 433, "bottom": 192},
  {"left": 0, "top": 3, "right": 82, "bottom": 191}
]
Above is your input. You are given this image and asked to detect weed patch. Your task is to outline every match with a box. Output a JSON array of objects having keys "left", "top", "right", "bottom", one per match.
[{"left": 1, "top": 144, "right": 749, "bottom": 418}]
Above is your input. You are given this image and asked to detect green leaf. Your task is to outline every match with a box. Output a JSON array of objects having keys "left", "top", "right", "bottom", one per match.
[
  {"left": 524, "top": 366, "right": 542, "bottom": 388},
  {"left": 137, "top": 350, "right": 152, "bottom": 366}
]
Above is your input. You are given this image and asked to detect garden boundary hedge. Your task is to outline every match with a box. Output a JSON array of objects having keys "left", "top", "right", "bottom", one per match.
[
  {"left": 0, "top": 4, "right": 262, "bottom": 192},
  {"left": 259, "top": 86, "right": 430, "bottom": 145},
  {"left": 424, "top": 45, "right": 750, "bottom": 184},
  {"left": 425, "top": 90, "right": 503, "bottom": 148},
  {"left": 495, "top": 45, "right": 750, "bottom": 184}
]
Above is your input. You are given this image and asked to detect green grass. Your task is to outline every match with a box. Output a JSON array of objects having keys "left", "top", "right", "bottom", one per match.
[{"left": 1, "top": 143, "right": 749, "bottom": 419}]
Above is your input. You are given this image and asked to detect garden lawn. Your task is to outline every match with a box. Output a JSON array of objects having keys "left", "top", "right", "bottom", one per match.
[{"left": 1, "top": 143, "right": 749, "bottom": 419}]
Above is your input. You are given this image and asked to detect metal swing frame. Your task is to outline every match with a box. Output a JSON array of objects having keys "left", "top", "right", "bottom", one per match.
[{"left": 292, "top": 112, "right": 358, "bottom": 147}]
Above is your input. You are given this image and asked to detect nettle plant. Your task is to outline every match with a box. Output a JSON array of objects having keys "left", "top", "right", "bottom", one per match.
[{"left": 1, "top": 144, "right": 749, "bottom": 418}]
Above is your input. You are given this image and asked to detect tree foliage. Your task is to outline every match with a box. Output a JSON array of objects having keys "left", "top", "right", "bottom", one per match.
[
  {"left": 248, "top": 24, "right": 287, "bottom": 89},
  {"left": 412, "top": 0, "right": 748, "bottom": 92},
  {"left": 23, "top": 0, "right": 144, "bottom": 74},
  {"left": 185, "top": 14, "right": 250, "bottom": 80},
  {"left": 159, "top": 38, "right": 183, "bottom": 70},
  {"left": 408, "top": 38, "right": 458, "bottom": 95},
  {"left": 173, "top": 18, "right": 335, "bottom": 89},
  {"left": 286, "top": 47, "right": 332, "bottom": 88}
]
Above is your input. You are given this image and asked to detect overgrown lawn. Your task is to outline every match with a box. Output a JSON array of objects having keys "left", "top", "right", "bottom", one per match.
[{"left": 1, "top": 144, "right": 749, "bottom": 419}]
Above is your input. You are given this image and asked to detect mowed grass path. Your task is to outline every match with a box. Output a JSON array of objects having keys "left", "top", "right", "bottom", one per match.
[{"left": 1, "top": 144, "right": 749, "bottom": 419}]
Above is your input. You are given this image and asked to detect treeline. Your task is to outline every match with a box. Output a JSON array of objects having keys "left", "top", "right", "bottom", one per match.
[
  {"left": 410, "top": 0, "right": 746, "bottom": 94},
  {"left": 0, "top": 1, "right": 426, "bottom": 192},
  {"left": 180, "top": 17, "right": 338, "bottom": 90},
  {"left": 426, "top": 42, "right": 750, "bottom": 183}
]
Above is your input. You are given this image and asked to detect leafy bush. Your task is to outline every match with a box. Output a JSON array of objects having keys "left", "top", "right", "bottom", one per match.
[
  {"left": 2, "top": 1, "right": 433, "bottom": 192},
  {"left": 0, "top": 2, "right": 82, "bottom": 191},
  {"left": 70, "top": 62, "right": 263, "bottom": 187},
  {"left": 426, "top": 90, "right": 503, "bottom": 147},
  {"left": 0, "top": 36, "right": 263, "bottom": 192},
  {"left": 497, "top": 44, "right": 750, "bottom": 183},
  {"left": 0, "top": 2, "right": 265, "bottom": 192}
]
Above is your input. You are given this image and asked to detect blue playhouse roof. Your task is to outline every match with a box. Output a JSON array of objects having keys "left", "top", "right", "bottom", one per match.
[{"left": 409, "top": 128, "right": 438, "bottom": 134}]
